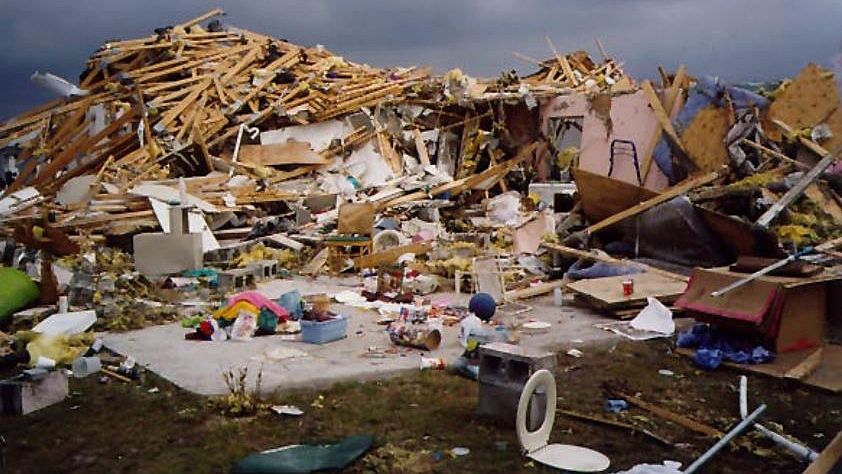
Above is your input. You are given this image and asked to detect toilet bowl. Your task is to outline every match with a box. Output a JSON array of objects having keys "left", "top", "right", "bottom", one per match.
[{"left": 516, "top": 369, "right": 611, "bottom": 472}]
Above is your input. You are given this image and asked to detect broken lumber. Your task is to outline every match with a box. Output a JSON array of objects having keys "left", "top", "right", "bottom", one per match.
[
  {"left": 585, "top": 170, "right": 721, "bottom": 235},
  {"left": 757, "top": 120, "right": 842, "bottom": 227},
  {"left": 619, "top": 392, "right": 724, "bottom": 438}
]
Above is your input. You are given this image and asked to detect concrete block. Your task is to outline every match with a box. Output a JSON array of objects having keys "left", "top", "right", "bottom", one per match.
[
  {"left": 247, "top": 259, "right": 278, "bottom": 280},
  {"left": 217, "top": 268, "right": 255, "bottom": 290},
  {"left": 478, "top": 342, "right": 556, "bottom": 428},
  {"left": 133, "top": 232, "right": 203, "bottom": 276},
  {"left": 0, "top": 370, "right": 68, "bottom": 415}
]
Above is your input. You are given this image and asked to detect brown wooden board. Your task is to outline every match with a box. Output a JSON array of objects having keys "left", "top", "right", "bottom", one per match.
[
  {"left": 239, "top": 141, "right": 327, "bottom": 166},
  {"left": 572, "top": 167, "right": 775, "bottom": 257},
  {"left": 566, "top": 272, "right": 688, "bottom": 311},
  {"left": 803, "top": 429, "right": 842, "bottom": 474},
  {"left": 677, "top": 345, "right": 842, "bottom": 393},
  {"left": 767, "top": 63, "right": 841, "bottom": 148},
  {"left": 572, "top": 167, "right": 656, "bottom": 222},
  {"left": 354, "top": 242, "right": 432, "bottom": 269},
  {"left": 681, "top": 105, "right": 730, "bottom": 173}
]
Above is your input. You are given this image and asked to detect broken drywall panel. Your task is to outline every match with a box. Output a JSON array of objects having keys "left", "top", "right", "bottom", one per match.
[
  {"left": 0, "top": 187, "right": 41, "bottom": 216},
  {"left": 512, "top": 213, "right": 555, "bottom": 254},
  {"left": 56, "top": 175, "right": 97, "bottom": 206},
  {"left": 259, "top": 119, "right": 351, "bottom": 151},
  {"left": 344, "top": 139, "right": 394, "bottom": 188},
  {"left": 542, "top": 90, "right": 669, "bottom": 191},
  {"left": 130, "top": 183, "right": 219, "bottom": 213},
  {"left": 149, "top": 199, "right": 220, "bottom": 253}
]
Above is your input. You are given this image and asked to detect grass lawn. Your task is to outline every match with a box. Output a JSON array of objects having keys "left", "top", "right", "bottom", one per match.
[{"left": 3, "top": 340, "right": 839, "bottom": 473}]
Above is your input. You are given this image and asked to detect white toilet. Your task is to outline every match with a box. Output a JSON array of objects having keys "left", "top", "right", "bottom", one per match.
[{"left": 516, "top": 369, "right": 611, "bottom": 472}]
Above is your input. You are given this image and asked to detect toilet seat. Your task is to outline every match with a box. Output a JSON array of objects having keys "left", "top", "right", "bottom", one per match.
[{"left": 516, "top": 369, "right": 611, "bottom": 472}]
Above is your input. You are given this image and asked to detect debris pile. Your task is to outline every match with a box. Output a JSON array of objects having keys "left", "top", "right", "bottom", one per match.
[{"left": 0, "top": 7, "right": 841, "bottom": 426}]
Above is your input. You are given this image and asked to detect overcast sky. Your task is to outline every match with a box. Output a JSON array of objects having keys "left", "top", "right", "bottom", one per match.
[{"left": 2, "top": 0, "right": 841, "bottom": 120}]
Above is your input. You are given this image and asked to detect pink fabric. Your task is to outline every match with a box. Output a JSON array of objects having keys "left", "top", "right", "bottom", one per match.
[
  {"left": 228, "top": 290, "right": 289, "bottom": 321},
  {"left": 827, "top": 159, "right": 842, "bottom": 176}
]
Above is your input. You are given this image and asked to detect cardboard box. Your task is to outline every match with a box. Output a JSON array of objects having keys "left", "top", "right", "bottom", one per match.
[{"left": 676, "top": 267, "right": 841, "bottom": 353}]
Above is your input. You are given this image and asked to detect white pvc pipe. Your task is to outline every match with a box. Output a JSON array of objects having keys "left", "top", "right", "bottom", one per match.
[
  {"left": 684, "top": 404, "right": 766, "bottom": 474},
  {"left": 739, "top": 375, "right": 818, "bottom": 462}
]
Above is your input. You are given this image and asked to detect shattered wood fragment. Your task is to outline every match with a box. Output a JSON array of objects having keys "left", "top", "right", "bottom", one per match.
[{"left": 618, "top": 393, "right": 723, "bottom": 438}]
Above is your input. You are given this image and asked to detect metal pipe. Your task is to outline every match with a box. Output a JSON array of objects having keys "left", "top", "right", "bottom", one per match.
[
  {"left": 683, "top": 404, "right": 767, "bottom": 474},
  {"left": 229, "top": 124, "right": 259, "bottom": 178},
  {"left": 739, "top": 376, "right": 818, "bottom": 461}
]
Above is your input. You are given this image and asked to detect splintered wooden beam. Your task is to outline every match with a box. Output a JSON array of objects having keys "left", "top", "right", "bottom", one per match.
[
  {"left": 756, "top": 119, "right": 842, "bottom": 227},
  {"left": 640, "top": 66, "right": 686, "bottom": 181},
  {"left": 177, "top": 8, "right": 225, "bottom": 30},
  {"left": 32, "top": 107, "right": 138, "bottom": 188},
  {"left": 585, "top": 170, "right": 720, "bottom": 235},
  {"left": 641, "top": 80, "right": 687, "bottom": 160},
  {"left": 545, "top": 36, "right": 577, "bottom": 86},
  {"left": 152, "top": 79, "right": 211, "bottom": 133},
  {"left": 619, "top": 393, "right": 723, "bottom": 438}
]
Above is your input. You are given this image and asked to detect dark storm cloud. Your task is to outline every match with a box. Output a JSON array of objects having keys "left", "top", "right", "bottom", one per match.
[{"left": 1, "top": 0, "right": 841, "bottom": 119}]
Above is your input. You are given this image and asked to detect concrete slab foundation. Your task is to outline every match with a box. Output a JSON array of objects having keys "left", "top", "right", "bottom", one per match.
[{"left": 104, "top": 276, "right": 624, "bottom": 395}]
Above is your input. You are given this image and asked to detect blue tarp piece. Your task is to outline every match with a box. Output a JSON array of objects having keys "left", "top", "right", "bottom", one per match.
[{"left": 677, "top": 323, "right": 775, "bottom": 370}]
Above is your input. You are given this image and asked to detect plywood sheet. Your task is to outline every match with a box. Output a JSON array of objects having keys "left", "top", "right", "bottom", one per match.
[
  {"left": 767, "top": 63, "right": 840, "bottom": 145},
  {"left": 572, "top": 167, "right": 656, "bottom": 222},
  {"left": 681, "top": 105, "right": 730, "bottom": 173},
  {"left": 566, "top": 272, "right": 688, "bottom": 311},
  {"left": 239, "top": 141, "right": 327, "bottom": 166}
]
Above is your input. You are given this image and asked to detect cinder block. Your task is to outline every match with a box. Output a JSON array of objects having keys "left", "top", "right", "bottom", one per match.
[
  {"left": 0, "top": 370, "right": 68, "bottom": 415},
  {"left": 217, "top": 268, "right": 255, "bottom": 290},
  {"left": 247, "top": 259, "right": 278, "bottom": 280},
  {"left": 133, "top": 232, "right": 203, "bottom": 276},
  {"left": 478, "top": 342, "right": 556, "bottom": 428}
]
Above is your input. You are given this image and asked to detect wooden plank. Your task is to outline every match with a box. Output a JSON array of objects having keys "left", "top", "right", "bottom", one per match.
[
  {"left": 176, "top": 8, "right": 225, "bottom": 30},
  {"left": 641, "top": 80, "right": 693, "bottom": 171},
  {"left": 619, "top": 392, "right": 723, "bottom": 438},
  {"left": 585, "top": 170, "right": 720, "bottom": 235},
  {"left": 152, "top": 79, "right": 211, "bottom": 133},
  {"left": 506, "top": 279, "right": 566, "bottom": 301},
  {"left": 785, "top": 347, "right": 824, "bottom": 380},
  {"left": 803, "top": 430, "right": 842, "bottom": 474},
  {"left": 32, "top": 108, "right": 138, "bottom": 188},
  {"left": 558, "top": 409, "right": 673, "bottom": 446},
  {"left": 757, "top": 120, "right": 842, "bottom": 227},
  {"left": 300, "top": 247, "right": 329, "bottom": 276},
  {"left": 354, "top": 242, "right": 432, "bottom": 268},
  {"left": 545, "top": 36, "right": 577, "bottom": 86},
  {"left": 413, "top": 129, "right": 431, "bottom": 167},
  {"left": 381, "top": 142, "right": 541, "bottom": 210},
  {"left": 566, "top": 273, "right": 687, "bottom": 311},
  {"left": 239, "top": 141, "right": 327, "bottom": 166},
  {"left": 641, "top": 65, "right": 686, "bottom": 181}
]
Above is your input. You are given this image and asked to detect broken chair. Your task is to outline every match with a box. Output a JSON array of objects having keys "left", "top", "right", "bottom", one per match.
[{"left": 324, "top": 202, "right": 375, "bottom": 274}]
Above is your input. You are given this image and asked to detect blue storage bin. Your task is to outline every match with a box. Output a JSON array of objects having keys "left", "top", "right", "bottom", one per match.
[{"left": 300, "top": 314, "right": 348, "bottom": 344}]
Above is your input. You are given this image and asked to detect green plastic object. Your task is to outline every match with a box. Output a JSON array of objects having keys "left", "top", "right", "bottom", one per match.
[
  {"left": 0, "top": 267, "right": 40, "bottom": 323},
  {"left": 232, "top": 434, "right": 373, "bottom": 474}
]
